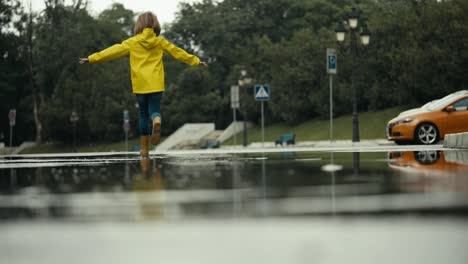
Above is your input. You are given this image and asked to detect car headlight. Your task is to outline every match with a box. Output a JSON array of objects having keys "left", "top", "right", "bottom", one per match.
[{"left": 394, "top": 117, "right": 414, "bottom": 125}]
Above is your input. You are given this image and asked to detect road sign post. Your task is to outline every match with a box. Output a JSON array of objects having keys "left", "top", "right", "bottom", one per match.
[
  {"left": 123, "top": 110, "right": 130, "bottom": 152},
  {"left": 8, "top": 109, "right": 16, "bottom": 190},
  {"left": 327, "top": 48, "right": 337, "bottom": 143},
  {"left": 69, "top": 111, "right": 79, "bottom": 152},
  {"left": 254, "top": 85, "right": 270, "bottom": 148},
  {"left": 8, "top": 109, "right": 16, "bottom": 148},
  {"left": 230, "top": 85, "right": 240, "bottom": 146}
]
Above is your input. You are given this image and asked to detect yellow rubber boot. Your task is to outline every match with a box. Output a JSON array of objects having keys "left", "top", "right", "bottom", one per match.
[{"left": 151, "top": 116, "right": 161, "bottom": 145}]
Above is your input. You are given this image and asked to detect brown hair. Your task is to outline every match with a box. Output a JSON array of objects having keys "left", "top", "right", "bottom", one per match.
[{"left": 134, "top": 12, "right": 161, "bottom": 36}]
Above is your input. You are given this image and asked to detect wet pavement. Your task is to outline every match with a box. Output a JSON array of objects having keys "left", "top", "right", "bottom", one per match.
[{"left": 1, "top": 148, "right": 468, "bottom": 263}]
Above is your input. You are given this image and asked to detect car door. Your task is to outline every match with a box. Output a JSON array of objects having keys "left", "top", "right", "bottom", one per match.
[{"left": 445, "top": 97, "right": 468, "bottom": 134}]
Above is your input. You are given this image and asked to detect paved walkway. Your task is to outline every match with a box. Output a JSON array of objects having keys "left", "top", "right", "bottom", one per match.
[
  {"left": 3, "top": 219, "right": 468, "bottom": 264},
  {"left": 242, "top": 139, "right": 393, "bottom": 148},
  {"left": 3, "top": 139, "right": 446, "bottom": 158}
]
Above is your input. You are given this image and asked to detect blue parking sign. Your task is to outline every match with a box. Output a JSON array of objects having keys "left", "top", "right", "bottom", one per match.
[{"left": 327, "top": 48, "right": 337, "bottom": 74}]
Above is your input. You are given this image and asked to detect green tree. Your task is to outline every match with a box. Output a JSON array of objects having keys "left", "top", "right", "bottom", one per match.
[
  {"left": 0, "top": 0, "right": 28, "bottom": 145},
  {"left": 163, "top": 67, "right": 221, "bottom": 134},
  {"left": 28, "top": 1, "right": 137, "bottom": 143},
  {"left": 5, "top": 0, "right": 468, "bottom": 145}
]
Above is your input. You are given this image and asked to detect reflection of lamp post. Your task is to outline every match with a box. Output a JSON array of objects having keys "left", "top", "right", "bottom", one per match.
[
  {"left": 335, "top": 7, "right": 371, "bottom": 142},
  {"left": 69, "top": 111, "right": 79, "bottom": 152},
  {"left": 238, "top": 68, "right": 252, "bottom": 147},
  {"left": 353, "top": 152, "right": 360, "bottom": 176},
  {"left": 321, "top": 153, "right": 343, "bottom": 215}
]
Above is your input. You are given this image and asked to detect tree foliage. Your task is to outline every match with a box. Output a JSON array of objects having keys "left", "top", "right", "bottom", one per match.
[
  {"left": 0, "top": 0, "right": 25, "bottom": 143},
  {"left": 1, "top": 0, "right": 467, "bottom": 145}
]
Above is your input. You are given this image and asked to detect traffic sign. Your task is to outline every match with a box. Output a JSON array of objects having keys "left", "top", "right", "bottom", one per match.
[
  {"left": 123, "top": 121, "right": 130, "bottom": 133},
  {"left": 123, "top": 110, "right": 129, "bottom": 122},
  {"left": 327, "top": 48, "right": 337, "bottom": 74},
  {"left": 230, "top": 85, "right": 240, "bottom": 109},
  {"left": 254, "top": 85, "right": 270, "bottom": 101},
  {"left": 8, "top": 109, "right": 16, "bottom": 126}
]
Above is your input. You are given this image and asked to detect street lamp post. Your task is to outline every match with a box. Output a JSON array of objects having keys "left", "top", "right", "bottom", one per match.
[
  {"left": 335, "top": 7, "right": 371, "bottom": 143},
  {"left": 8, "top": 109, "right": 16, "bottom": 148},
  {"left": 69, "top": 111, "right": 79, "bottom": 152},
  {"left": 238, "top": 68, "right": 252, "bottom": 147},
  {"left": 230, "top": 85, "right": 240, "bottom": 146}
]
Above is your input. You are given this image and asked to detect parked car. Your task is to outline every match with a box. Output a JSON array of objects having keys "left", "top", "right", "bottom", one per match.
[
  {"left": 275, "top": 133, "right": 295, "bottom": 146},
  {"left": 387, "top": 90, "right": 468, "bottom": 145}
]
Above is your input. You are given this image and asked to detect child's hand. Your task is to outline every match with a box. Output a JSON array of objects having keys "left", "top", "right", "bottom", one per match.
[
  {"left": 79, "top": 58, "right": 89, "bottom": 64},
  {"left": 199, "top": 61, "right": 208, "bottom": 67}
]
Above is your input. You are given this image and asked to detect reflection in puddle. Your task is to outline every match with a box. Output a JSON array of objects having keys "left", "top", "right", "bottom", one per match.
[
  {"left": 389, "top": 150, "right": 468, "bottom": 172},
  {"left": 388, "top": 150, "right": 468, "bottom": 193},
  {"left": 1, "top": 151, "right": 468, "bottom": 221}
]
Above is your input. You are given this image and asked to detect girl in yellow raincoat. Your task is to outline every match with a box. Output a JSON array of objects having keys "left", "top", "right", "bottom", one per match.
[{"left": 79, "top": 12, "right": 207, "bottom": 158}]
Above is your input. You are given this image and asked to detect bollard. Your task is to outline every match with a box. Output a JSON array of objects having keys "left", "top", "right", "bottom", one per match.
[
  {"left": 457, "top": 133, "right": 463, "bottom": 148},
  {"left": 444, "top": 134, "right": 455, "bottom": 148},
  {"left": 461, "top": 133, "right": 468, "bottom": 149},
  {"left": 443, "top": 134, "right": 449, "bottom": 148}
]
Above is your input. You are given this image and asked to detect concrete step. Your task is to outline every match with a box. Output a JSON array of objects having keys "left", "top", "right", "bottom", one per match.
[
  {"left": 156, "top": 123, "right": 215, "bottom": 151},
  {"left": 217, "top": 121, "right": 254, "bottom": 143},
  {"left": 204, "top": 130, "right": 223, "bottom": 140}
]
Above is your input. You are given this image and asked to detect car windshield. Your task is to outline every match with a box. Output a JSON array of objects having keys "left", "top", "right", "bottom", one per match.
[
  {"left": 425, "top": 93, "right": 463, "bottom": 111},
  {"left": 421, "top": 100, "right": 438, "bottom": 110}
]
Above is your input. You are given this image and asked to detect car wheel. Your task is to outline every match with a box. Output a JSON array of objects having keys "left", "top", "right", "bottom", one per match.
[
  {"left": 414, "top": 151, "right": 440, "bottom": 165},
  {"left": 415, "top": 123, "right": 439, "bottom": 145}
]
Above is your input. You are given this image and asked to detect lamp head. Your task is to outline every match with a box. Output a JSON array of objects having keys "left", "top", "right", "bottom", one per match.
[
  {"left": 240, "top": 69, "right": 247, "bottom": 77},
  {"left": 348, "top": 7, "right": 359, "bottom": 29},
  {"left": 335, "top": 21, "right": 346, "bottom": 42},
  {"left": 360, "top": 24, "right": 371, "bottom": 46}
]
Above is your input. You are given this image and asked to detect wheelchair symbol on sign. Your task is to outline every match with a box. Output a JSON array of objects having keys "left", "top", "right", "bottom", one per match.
[
  {"left": 329, "top": 56, "right": 336, "bottom": 70},
  {"left": 327, "top": 48, "right": 337, "bottom": 74}
]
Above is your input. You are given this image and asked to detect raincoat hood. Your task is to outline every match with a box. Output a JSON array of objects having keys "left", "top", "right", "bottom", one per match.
[{"left": 136, "top": 28, "right": 161, "bottom": 50}]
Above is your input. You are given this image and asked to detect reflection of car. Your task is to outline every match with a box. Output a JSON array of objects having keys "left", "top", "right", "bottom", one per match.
[
  {"left": 389, "top": 151, "right": 442, "bottom": 168},
  {"left": 388, "top": 151, "right": 468, "bottom": 192},
  {"left": 387, "top": 90, "right": 468, "bottom": 145},
  {"left": 388, "top": 150, "right": 468, "bottom": 173},
  {"left": 275, "top": 133, "right": 295, "bottom": 146}
]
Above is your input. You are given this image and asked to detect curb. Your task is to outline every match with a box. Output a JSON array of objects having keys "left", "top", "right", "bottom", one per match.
[{"left": 444, "top": 133, "right": 468, "bottom": 149}]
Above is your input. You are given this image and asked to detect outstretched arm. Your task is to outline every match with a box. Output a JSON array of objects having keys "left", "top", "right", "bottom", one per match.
[
  {"left": 79, "top": 39, "right": 131, "bottom": 64},
  {"left": 160, "top": 38, "right": 207, "bottom": 67}
]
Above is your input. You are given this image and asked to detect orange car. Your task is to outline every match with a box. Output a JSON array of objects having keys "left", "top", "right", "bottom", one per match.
[{"left": 387, "top": 90, "right": 468, "bottom": 144}]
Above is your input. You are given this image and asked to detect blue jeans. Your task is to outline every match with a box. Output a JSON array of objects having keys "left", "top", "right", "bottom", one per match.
[{"left": 136, "top": 92, "right": 162, "bottom": 136}]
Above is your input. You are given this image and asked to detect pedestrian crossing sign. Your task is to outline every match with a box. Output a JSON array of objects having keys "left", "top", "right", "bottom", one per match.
[{"left": 254, "top": 85, "right": 270, "bottom": 101}]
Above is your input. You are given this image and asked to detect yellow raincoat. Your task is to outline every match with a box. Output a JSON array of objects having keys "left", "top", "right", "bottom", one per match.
[{"left": 88, "top": 28, "right": 200, "bottom": 94}]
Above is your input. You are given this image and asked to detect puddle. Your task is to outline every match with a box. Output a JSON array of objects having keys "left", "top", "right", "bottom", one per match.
[
  {"left": 1, "top": 151, "right": 467, "bottom": 221},
  {"left": 1, "top": 150, "right": 468, "bottom": 264}
]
